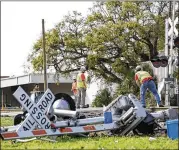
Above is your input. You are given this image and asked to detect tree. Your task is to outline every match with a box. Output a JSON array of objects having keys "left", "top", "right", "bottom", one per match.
[
  {"left": 92, "top": 88, "right": 113, "bottom": 107},
  {"left": 28, "top": 11, "right": 88, "bottom": 75},
  {"left": 85, "top": 1, "right": 168, "bottom": 83},
  {"left": 28, "top": 1, "right": 170, "bottom": 86}
]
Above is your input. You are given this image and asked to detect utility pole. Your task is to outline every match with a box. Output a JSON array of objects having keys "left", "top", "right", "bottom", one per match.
[
  {"left": 1, "top": 89, "right": 4, "bottom": 110},
  {"left": 42, "top": 19, "right": 47, "bottom": 91}
]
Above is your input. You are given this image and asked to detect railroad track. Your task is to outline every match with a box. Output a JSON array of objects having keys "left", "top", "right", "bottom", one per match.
[
  {"left": 1, "top": 106, "right": 178, "bottom": 117},
  {"left": 1, "top": 109, "right": 21, "bottom": 113},
  {"left": 1, "top": 106, "right": 178, "bottom": 112},
  {"left": 0, "top": 108, "right": 104, "bottom": 117},
  {"left": 149, "top": 106, "right": 179, "bottom": 112},
  {"left": 0, "top": 107, "right": 103, "bottom": 113}
]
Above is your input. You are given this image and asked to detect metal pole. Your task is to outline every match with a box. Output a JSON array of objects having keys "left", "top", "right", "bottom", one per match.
[
  {"left": 169, "top": 1, "right": 175, "bottom": 76},
  {"left": 169, "top": 1, "right": 172, "bottom": 18},
  {"left": 165, "top": 19, "right": 169, "bottom": 77},
  {"left": 167, "top": 1, "right": 177, "bottom": 106},
  {"left": 42, "top": 19, "right": 47, "bottom": 91},
  {"left": 1, "top": 89, "right": 4, "bottom": 110},
  {"left": 165, "top": 19, "right": 169, "bottom": 106}
]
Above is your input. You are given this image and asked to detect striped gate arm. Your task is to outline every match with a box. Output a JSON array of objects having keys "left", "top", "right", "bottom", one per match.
[{"left": 1, "top": 123, "right": 118, "bottom": 140}]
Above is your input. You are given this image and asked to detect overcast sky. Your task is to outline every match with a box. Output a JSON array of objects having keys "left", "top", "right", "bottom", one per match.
[{"left": 1, "top": 1, "right": 93, "bottom": 76}]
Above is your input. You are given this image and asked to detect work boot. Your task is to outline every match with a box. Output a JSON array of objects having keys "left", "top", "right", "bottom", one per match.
[
  {"left": 80, "top": 105, "right": 84, "bottom": 109},
  {"left": 159, "top": 104, "right": 164, "bottom": 107},
  {"left": 80, "top": 104, "right": 89, "bottom": 108},
  {"left": 83, "top": 104, "right": 89, "bottom": 108}
]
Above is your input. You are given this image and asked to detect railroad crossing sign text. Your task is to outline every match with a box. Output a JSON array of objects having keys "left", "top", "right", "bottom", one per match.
[{"left": 13, "top": 86, "right": 55, "bottom": 132}]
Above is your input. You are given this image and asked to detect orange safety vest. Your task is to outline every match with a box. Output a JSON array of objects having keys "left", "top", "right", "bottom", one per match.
[
  {"left": 135, "top": 71, "right": 153, "bottom": 84},
  {"left": 72, "top": 82, "right": 78, "bottom": 94}
]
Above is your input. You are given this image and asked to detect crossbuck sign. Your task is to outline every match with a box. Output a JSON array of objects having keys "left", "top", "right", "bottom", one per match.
[
  {"left": 13, "top": 86, "right": 55, "bottom": 132},
  {"left": 168, "top": 17, "right": 178, "bottom": 37}
]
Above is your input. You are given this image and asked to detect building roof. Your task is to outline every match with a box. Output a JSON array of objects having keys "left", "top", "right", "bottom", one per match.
[
  {"left": 0, "top": 76, "right": 9, "bottom": 79},
  {"left": 0, "top": 73, "right": 72, "bottom": 88}
]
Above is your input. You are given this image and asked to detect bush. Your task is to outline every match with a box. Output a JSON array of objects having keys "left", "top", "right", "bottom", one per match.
[
  {"left": 173, "top": 70, "right": 179, "bottom": 80},
  {"left": 114, "top": 69, "right": 139, "bottom": 98},
  {"left": 92, "top": 88, "right": 113, "bottom": 107}
]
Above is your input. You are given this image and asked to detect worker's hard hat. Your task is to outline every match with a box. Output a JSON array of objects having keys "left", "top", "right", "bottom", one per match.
[
  {"left": 80, "top": 66, "right": 86, "bottom": 72},
  {"left": 135, "top": 65, "right": 142, "bottom": 72},
  {"left": 72, "top": 76, "right": 76, "bottom": 80}
]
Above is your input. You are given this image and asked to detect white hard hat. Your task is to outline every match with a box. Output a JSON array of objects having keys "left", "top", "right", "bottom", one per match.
[
  {"left": 135, "top": 65, "right": 143, "bottom": 72},
  {"left": 72, "top": 76, "right": 76, "bottom": 80},
  {"left": 80, "top": 66, "right": 86, "bottom": 72}
]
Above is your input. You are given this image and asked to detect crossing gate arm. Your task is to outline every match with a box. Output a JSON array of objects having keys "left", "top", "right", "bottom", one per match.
[{"left": 1, "top": 123, "right": 118, "bottom": 140}]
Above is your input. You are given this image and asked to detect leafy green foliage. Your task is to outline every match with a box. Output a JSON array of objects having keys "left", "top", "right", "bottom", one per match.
[
  {"left": 92, "top": 88, "right": 113, "bottom": 107},
  {"left": 1, "top": 117, "right": 13, "bottom": 126},
  {"left": 28, "top": 2, "right": 169, "bottom": 84},
  {"left": 27, "top": 2, "right": 170, "bottom": 105},
  {"left": 29, "top": 11, "right": 88, "bottom": 75},
  {"left": 173, "top": 69, "right": 179, "bottom": 80}
]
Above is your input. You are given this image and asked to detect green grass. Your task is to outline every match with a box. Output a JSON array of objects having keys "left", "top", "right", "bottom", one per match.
[
  {"left": 1, "top": 117, "right": 178, "bottom": 149},
  {"left": 1, "top": 117, "right": 14, "bottom": 127}
]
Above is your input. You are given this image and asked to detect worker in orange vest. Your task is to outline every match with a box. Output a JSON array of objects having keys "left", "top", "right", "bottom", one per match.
[
  {"left": 135, "top": 65, "right": 164, "bottom": 108},
  {"left": 71, "top": 76, "right": 78, "bottom": 104},
  {"left": 76, "top": 66, "right": 87, "bottom": 109}
]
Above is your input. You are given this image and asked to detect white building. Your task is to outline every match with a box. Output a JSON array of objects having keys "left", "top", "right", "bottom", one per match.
[
  {"left": 0, "top": 73, "right": 101, "bottom": 108},
  {"left": 0, "top": 73, "right": 73, "bottom": 107}
]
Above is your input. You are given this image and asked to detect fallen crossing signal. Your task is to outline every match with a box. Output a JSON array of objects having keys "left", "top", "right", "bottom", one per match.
[
  {"left": 13, "top": 86, "right": 55, "bottom": 132},
  {"left": 1, "top": 87, "right": 178, "bottom": 142}
]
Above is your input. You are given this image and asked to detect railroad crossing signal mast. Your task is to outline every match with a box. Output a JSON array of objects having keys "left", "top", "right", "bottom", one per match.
[
  {"left": 165, "top": 1, "right": 178, "bottom": 106},
  {"left": 151, "top": 1, "right": 178, "bottom": 106}
]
